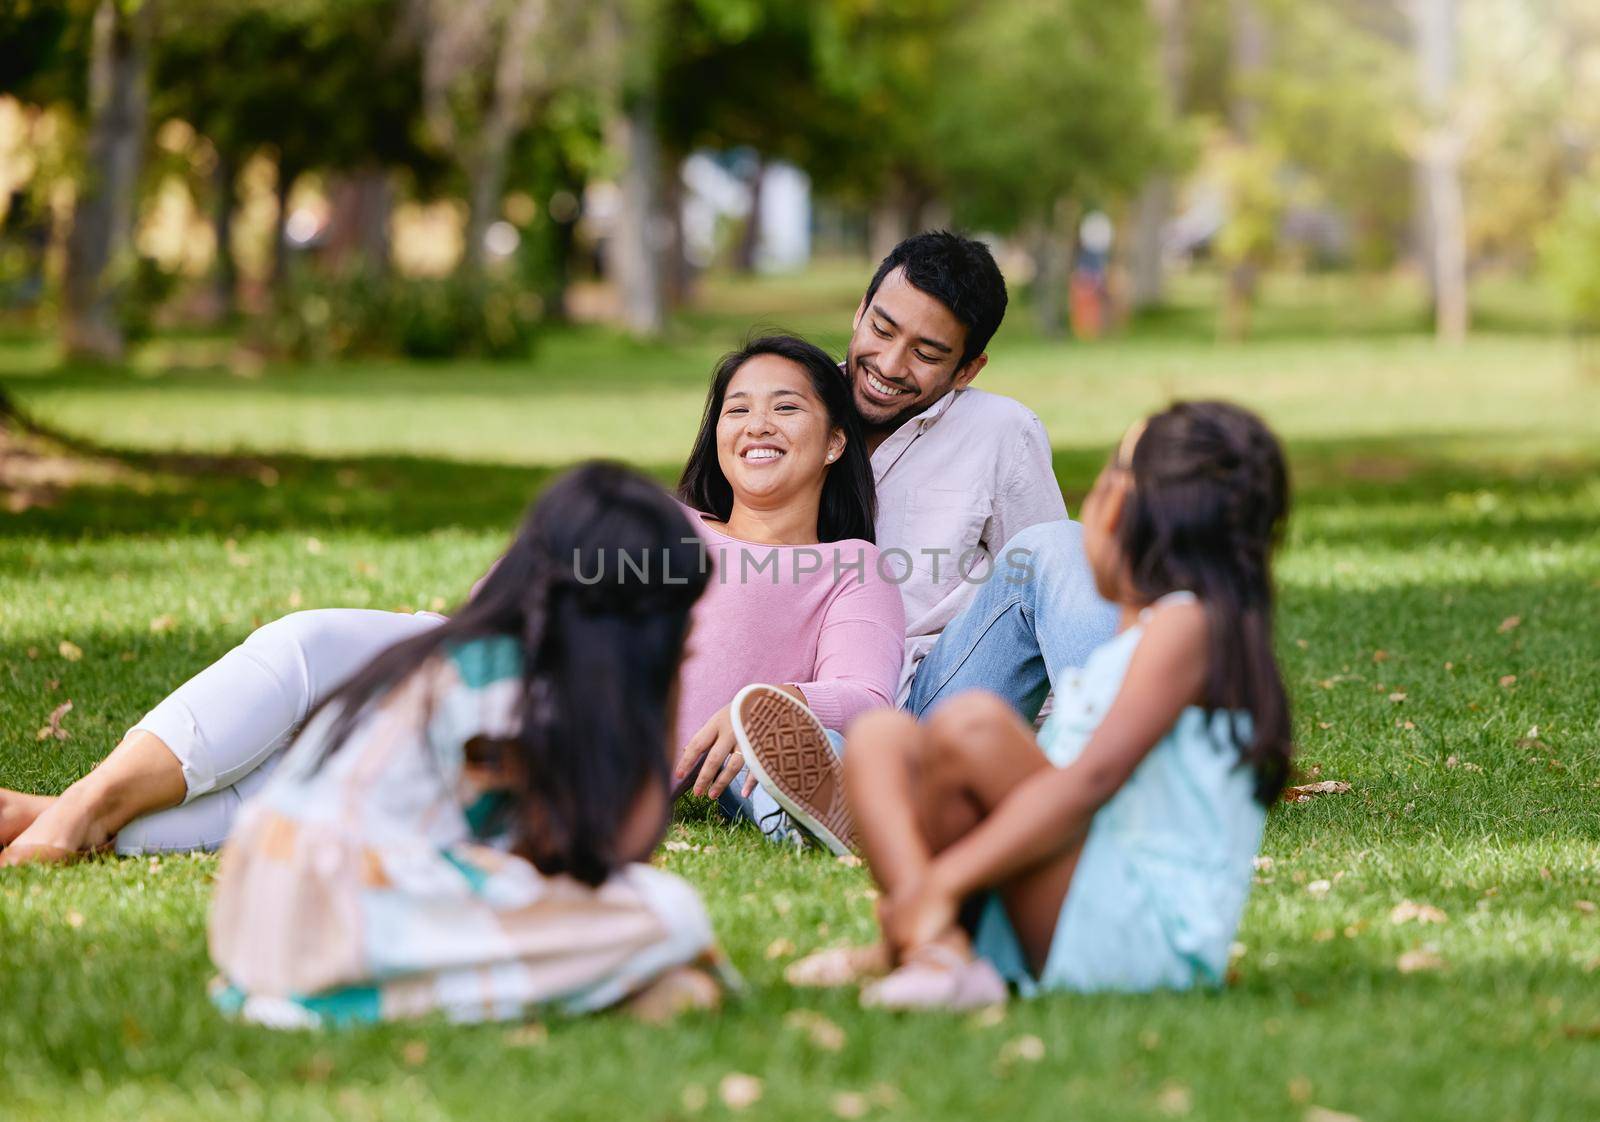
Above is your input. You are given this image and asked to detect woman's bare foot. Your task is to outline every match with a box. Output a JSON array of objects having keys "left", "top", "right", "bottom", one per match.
[
  {"left": 623, "top": 966, "right": 722, "bottom": 1023},
  {"left": 784, "top": 942, "right": 892, "bottom": 988},
  {"left": 0, "top": 791, "right": 115, "bottom": 866},
  {"left": 0, "top": 731, "right": 188, "bottom": 867},
  {"left": 0, "top": 790, "right": 56, "bottom": 847}
]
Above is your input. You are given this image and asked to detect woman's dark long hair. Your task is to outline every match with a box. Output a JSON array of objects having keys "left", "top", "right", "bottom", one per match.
[
  {"left": 1118, "top": 401, "right": 1293, "bottom": 805},
  {"left": 304, "top": 462, "right": 709, "bottom": 886},
  {"left": 677, "top": 333, "right": 877, "bottom": 543}
]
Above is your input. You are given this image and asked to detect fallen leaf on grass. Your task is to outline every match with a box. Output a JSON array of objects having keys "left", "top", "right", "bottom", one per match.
[
  {"left": 1561, "top": 1024, "right": 1600, "bottom": 1039},
  {"left": 784, "top": 1009, "right": 846, "bottom": 1051},
  {"left": 1575, "top": 901, "right": 1597, "bottom": 915},
  {"left": 1305, "top": 1108, "right": 1363, "bottom": 1122},
  {"left": 1156, "top": 1083, "right": 1193, "bottom": 1117},
  {"left": 1372, "top": 650, "right": 1389, "bottom": 664},
  {"left": 58, "top": 640, "right": 83, "bottom": 662},
  {"left": 1283, "top": 781, "right": 1351, "bottom": 803},
  {"left": 997, "top": 1034, "right": 1045, "bottom": 1066},
  {"left": 1497, "top": 615, "right": 1522, "bottom": 633},
  {"left": 1306, "top": 879, "right": 1332, "bottom": 897},
  {"left": 831, "top": 1092, "right": 870, "bottom": 1119},
  {"left": 765, "top": 937, "right": 797, "bottom": 960},
  {"left": 148, "top": 614, "right": 176, "bottom": 633},
  {"left": 36, "top": 700, "right": 72, "bottom": 741},
  {"left": 1387, "top": 691, "right": 1407, "bottom": 703},
  {"left": 66, "top": 909, "right": 84, "bottom": 928},
  {"left": 1499, "top": 675, "right": 1517, "bottom": 688},
  {"left": 503, "top": 1023, "right": 548, "bottom": 1047},
  {"left": 719, "top": 1073, "right": 764, "bottom": 1110},
  {"left": 1287, "top": 1075, "right": 1313, "bottom": 1104},
  {"left": 1389, "top": 900, "right": 1448, "bottom": 925},
  {"left": 400, "top": 1040, "right": 428, "bottom": 1066},
  {"left": 1396, "top": 948, "right": 1446, "bottom": 974}
]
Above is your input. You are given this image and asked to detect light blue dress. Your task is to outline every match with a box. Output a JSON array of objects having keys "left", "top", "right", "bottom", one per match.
[{"left": 972, "top": 592, "right": 1267, "bottom": 994}]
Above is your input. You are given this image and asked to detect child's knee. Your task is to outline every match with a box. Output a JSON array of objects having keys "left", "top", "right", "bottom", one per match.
[
  {"left": 842, "top": 710, "right": 921, "bottom": 780},
  {"left": 925, "top": 692, "right": 1015, "bottom": 764}
]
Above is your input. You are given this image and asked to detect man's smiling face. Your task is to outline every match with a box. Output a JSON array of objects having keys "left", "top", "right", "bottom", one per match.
[{"left": 845, "top": 266, "right": 987, "bottom": 431}]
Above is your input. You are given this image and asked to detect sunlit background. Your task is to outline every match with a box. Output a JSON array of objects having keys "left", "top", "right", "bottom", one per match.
[{"left": 2, "top": 0, "right": 1598, "bottom": 370}]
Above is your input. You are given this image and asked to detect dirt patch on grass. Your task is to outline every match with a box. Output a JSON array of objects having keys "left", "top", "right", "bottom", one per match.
[{"left": 0, "top": 415, "right": 140, "bottom": 512}]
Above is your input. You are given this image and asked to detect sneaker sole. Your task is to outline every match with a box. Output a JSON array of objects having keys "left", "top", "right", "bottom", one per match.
[{"left": 732, "top": 684, "right": 855, "bottom": 858}]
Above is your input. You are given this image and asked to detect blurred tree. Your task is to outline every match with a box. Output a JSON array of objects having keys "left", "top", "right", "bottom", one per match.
[
  {"left": 415, "top": 0, "right": 582, "bottom": 281},
  {"left": 1540, "top": 169, "right": 1600, "bottom": 367},
  {"left": 61, "top": 0, "right": 155, "bottom": 363},
  {"left": 1129, "top": 0, "right": 1189, "bottom": 310},
  {"left": 928, "top": 0, "right": 1174, "bottom": 335},
  {"left": 154, "top": 0, "right": 432, "bottom": 310},
  {"left": 1411, "top": 0, "right": 1467, "bottom": 342},
  {"left": 598, "top": 0, "right": 667, "bottom": 338}
]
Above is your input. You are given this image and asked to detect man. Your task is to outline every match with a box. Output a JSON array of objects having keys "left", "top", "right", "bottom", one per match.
[{"left": 712, "top": 232, "right": 1117, "bottom": 853}]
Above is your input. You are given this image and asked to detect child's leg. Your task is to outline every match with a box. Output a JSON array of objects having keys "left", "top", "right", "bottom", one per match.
[{"left": 845, "top": 691, "right": 1082, "bottom": 975}]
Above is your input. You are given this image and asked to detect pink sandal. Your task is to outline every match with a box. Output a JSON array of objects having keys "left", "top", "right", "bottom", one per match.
[{"left": 859, "top": 944, "right": 1008, "bottom": 1011}]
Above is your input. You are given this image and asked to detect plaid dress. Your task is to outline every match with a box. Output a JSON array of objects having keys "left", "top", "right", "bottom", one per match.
[{"left": 208, "top": 636, "right": 722, "bottom": 1027}]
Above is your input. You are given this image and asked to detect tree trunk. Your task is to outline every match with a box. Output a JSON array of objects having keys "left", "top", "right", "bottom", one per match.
[
  {"left": 1412, "top": 0, "right": 1468, "bottom": 343},
  {"left": 324, "top": 168, "right": 393, "bottom": 275},
  {"left": 607, "top": 94, "right": 667, "bottom": 338},
  {"left": 462, "top": 0, "right": 546, "bottom": 279},
  {"left": 1221, "top": 260, "right": 1257, "bottom": 341},
  {"left": 868, "top": 175, "right": 915, "bottom": 263},
  {"left": 270, "top": 161, "right": 297, "bottom": 300},
  {"left": 662, "top": 155, "right": 692, "bottom": 307},
  {"left": 1222, "top": 0, "right": 1266, "bottom": 339},
  {"left": 1130, "top": 0, "right": 1186, "bottom": 311},
  {"left": 1030, "top": 202, "right": 1076, "bottom": 338},
  {"left": 1129, "top": 177, "right": 1173, "bottom": 310},
  {"left": 734, "top": 155, "right": 764, "bottom": 274},
  {"left": 61, "top": 0, "right": 154, "bottom": 363},
  {"left": 209, "top": 150, "right": 237, "bottom": 320}
]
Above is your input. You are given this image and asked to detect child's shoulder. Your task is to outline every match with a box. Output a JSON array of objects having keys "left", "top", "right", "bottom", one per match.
[{"left": 441, "top": 633, "right": 523, "bottom": 689}]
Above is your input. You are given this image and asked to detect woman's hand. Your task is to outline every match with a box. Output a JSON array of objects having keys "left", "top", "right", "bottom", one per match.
[
  {"left": 882, "top": 866, "right": 961, "bottom": 957},
  {"left": 673, "top": 705, "right": 758, "bottom": 799}
]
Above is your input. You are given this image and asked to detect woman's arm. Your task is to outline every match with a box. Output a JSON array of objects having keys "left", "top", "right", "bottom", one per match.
[
  {"left": 929, "top": 600, "right": 1209, "bottom": 904},
  {"left": 790, "top": 558, "right": 907, "bottom": 729}
]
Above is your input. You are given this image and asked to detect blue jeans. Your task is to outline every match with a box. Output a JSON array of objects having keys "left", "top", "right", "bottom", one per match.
[
  {"left": 723, "top": 520, "right": 1117, "bottom": 836},
  {"left": 905, "top": 519, "right": 1120, "bottom": 724}
]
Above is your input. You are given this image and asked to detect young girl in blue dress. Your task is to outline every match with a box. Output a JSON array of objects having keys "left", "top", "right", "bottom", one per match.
[{"left": 813, "top": 400, "right": 1293, "bottom": 1008}]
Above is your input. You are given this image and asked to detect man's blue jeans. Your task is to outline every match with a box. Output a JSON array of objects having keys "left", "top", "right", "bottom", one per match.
[
  {"left": 905, "top": 519, "right": 1120, "bottom": 723},
  {"left": 721, "top": 519, "right": 1118, "bottom": 834}
]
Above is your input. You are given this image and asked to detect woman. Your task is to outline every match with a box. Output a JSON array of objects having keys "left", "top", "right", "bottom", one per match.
[{"left": 0, "top": 335, "right": 904, "bottom": 864}]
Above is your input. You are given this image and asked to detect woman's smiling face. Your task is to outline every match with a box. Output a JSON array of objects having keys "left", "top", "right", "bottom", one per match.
[{"left": 716, "top": 354, "right": 846, "bottom": 506}]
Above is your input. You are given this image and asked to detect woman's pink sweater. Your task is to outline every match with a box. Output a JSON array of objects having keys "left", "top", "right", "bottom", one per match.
[{"left": 674, "top": 505, "right": 905, "bottom": 740}]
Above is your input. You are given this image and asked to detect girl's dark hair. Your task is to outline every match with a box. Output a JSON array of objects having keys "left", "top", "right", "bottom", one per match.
[
  {"left": 1118, "top": 401, "right": 1293, "bottom": 804},
  {"left": 678, "top": 333, "right": 876, "bottom": 543},
  {"left": 305, "top": 462, "right": 709, "bottom": 886}
]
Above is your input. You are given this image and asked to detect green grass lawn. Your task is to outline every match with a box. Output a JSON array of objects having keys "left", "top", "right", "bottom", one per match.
[{"left": 3, "top": 269, "right": 1599, "bottom": 1121}]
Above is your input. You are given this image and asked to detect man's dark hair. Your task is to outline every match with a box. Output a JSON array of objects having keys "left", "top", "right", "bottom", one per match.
[{"left": 862, "top": 230, "right": 1008, "bottom": 368}]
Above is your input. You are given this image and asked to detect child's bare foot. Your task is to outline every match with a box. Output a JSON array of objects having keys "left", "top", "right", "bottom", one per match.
[
  {"left": 859, "top": 943, "right": 1007, "bottom": 1012},
  {"left": 0, "top": 790, "right": 56, "bottom": 847},
  {"left": 0, "top": 792, "right": 113, "bottom": 866},
  {"left": 784, "top": 942, "right": 891, "bottom": 988},
  {"left": 624, "top": 966, "right": 721, "bottom": 1023}
]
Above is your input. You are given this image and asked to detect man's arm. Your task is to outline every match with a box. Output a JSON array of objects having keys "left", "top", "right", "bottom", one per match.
[{"left": 988, "top": 408, "right": 1068, "bottom": 555}]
